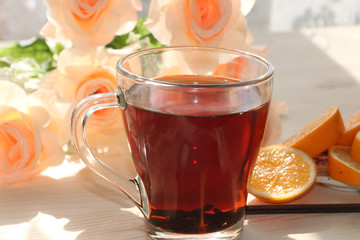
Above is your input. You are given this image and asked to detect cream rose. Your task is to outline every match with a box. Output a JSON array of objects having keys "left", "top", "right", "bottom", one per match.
[
  {"left": 41, "top": 46, "right": 137, "bottom": 129},
  {"left": 0, "top": 81, "right": 64, "bottom": 185},
  {"left": 28, "top": 89, "right": 74, "bottom": 146},
  {"left": 41, "top": 0, "right": 142, "bottom": 48},
  {"left": 145, "top": 0, "right": 264, "bottom": 54}
]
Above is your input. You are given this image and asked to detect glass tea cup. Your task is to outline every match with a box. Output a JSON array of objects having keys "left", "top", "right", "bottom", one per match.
[{"left": 71, "top": 46, "right": 274, "bottom": 239}]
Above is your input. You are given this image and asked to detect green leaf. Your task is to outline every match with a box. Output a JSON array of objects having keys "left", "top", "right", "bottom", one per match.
[
  {"left": 106, "top": 18, "right": 164, "bottom": 50},
  {"left": 0, "top": 59, "right": 11, "bottom": 68},
  {"left": 148, "top": 34, "right": 164, "bottom": 48},
  {"left": 106, "top": 33, "right": 131, "bottom": 49},
  {"left": 53, "top": 42, "right": 65, "bottom": 55},
  {"left": 133, "top": 18, "right": 151, "bottom": 36},
  {"left": 0, "top": 38, "right": 53, "bottom": 66}
]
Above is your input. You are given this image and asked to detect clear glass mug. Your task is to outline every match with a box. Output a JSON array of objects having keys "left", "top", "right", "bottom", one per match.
[{"left": 71, "top": 46, "right": 273, "bottom": 239}]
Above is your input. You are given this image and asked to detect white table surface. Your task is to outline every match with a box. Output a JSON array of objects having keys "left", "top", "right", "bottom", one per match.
[{"left": 1, "top": 26, "right": 360, "bottom": 240}]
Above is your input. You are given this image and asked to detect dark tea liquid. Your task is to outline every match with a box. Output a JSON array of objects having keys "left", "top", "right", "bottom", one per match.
[{"left": 122, "top": 75, "right": 269, "bottom": 234}]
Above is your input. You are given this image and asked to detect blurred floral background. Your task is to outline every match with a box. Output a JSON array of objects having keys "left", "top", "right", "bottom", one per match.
[{"left": 1, "top": 0, "right": 360, "bottom": 41}]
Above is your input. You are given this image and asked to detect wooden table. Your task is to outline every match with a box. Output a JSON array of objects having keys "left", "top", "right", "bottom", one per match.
[{"left": 1, "top": 26, "right": 360, "bottom": 240}]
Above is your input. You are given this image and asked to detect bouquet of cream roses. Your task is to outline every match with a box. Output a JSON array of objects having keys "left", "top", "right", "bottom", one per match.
[{"left": 0, "top": 0, "right": 285, "bottom": 185}]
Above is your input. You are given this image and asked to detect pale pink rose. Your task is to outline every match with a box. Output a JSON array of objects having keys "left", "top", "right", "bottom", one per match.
[
  {"left": 41, "top": 47, "right": 135, "bottom": 130},
  {"left": 52, "top": 48, "right": 116, "bottom": 101},
  {"left": 0, "top": 81, "right": 64, "bottom": 185},
  {"left": 0, "top": 79, "right": 28, "bottom": 113},
  {"left": 145, "top": 0, "right": 265, "bottom": 54},
  {"left": 28, "top": 89, "right": 74, "bottom": 146},
  {"left": 41, "top": 0, "right": 142, "bottom": 48}
]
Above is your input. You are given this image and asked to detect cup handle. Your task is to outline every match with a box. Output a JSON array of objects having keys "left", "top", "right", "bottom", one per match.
[{"left": 70, "top": 88, "right": 149, "bottom": 217}]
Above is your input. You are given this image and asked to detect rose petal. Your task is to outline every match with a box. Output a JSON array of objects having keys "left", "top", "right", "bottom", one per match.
[
  {"left": 146, "top": 0, "right": 260, "bottom": 54},
  {"left": 38, "top": 128, "right": 65, "bottom": 168},
  {"left": 105, "top": 44, "right": 141, "bottom": 69},
  {"left": 42, "top": 0, "right": 142, "bottom": 48},
  {"left": 3, "top": 124, "right": 31, "bottom": 172},
  {"left": 241, "top": 0, "right": 256, "bottom": 16},
  {"left": 0, "top": 123, "right": 29, "bottom": 172},
  {"left": 40, "top": 47, "right": 120, "bottom": 130},
  {"left": 0, "top": 81, "right": 28, "bottom": 113},
  {"left": 0, "top": 112, "right": 62, "bottom": 185},
  {"left": 0, "top": 107, "right": 42, "bottom": 183},
  {"left": 145, "top": 0, "right": 174, "bottom": 46},
  {"left": 57, "top": 48, "right": 107, "bottom": 75},
  {"left": 28, "top": 106, "right": 51, "bottom": 129},
  {"left": 40, "top": 22, "right": 56, "bottom": 39},
  {"left": 29, "top": 89, "right": 74, "bottom": 145}
]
